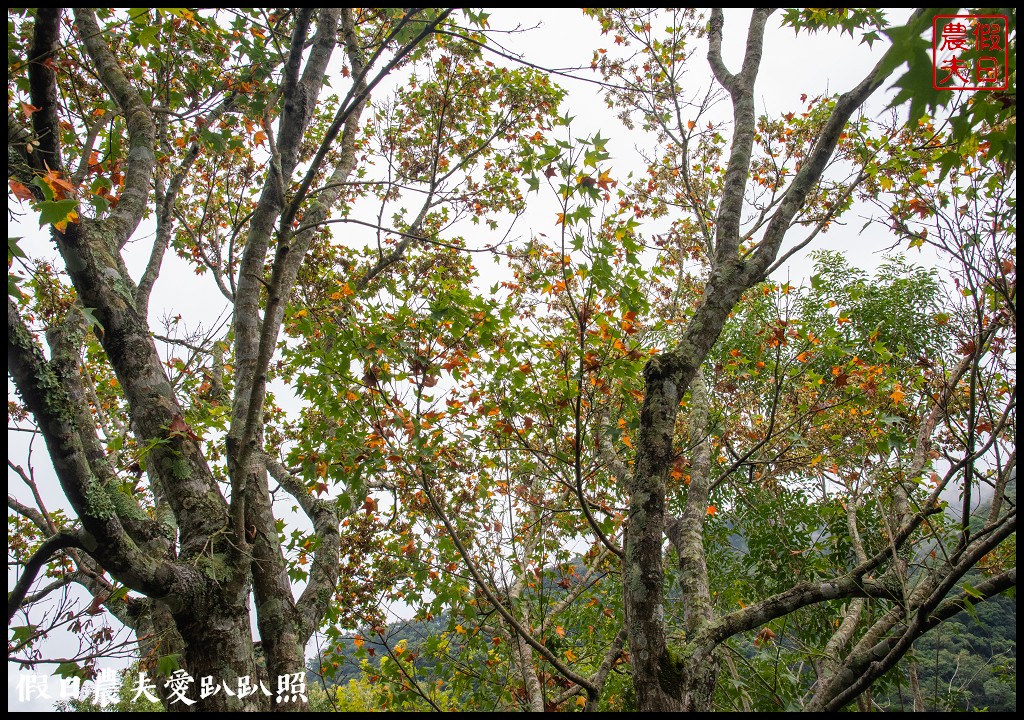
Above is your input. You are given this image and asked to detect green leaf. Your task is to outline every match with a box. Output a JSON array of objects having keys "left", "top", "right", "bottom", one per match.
[
  {"left": 10, "top": 624, "right": 37, "bottom": 643},
  {"left": 156, "top": 653, "right": 181, "bottom": 677},
  {"left": 80, "top": 306, "right": 104, "bottom": 334},
  {"left": 8, "top": 236, "right": 26, "bottom": 259},
  {"left": 54, "top": 661, "right": 85, "bottom": 679},
  {"left": 37, "top": 199, "right": 79, "bottom": 229},
  {"left": 962, "top": 581, "right": 984, "bottom": 600}
]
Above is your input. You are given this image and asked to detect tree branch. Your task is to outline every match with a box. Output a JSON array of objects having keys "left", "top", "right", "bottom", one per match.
[
  {"left": 8, "top": 298, "right": 191, "bottom": 605},
  {"left": 8, "top": 531, "right": 83, "bottom": 623},
  {"left": 74, "top": 9, "right": 156, "bottom": 244}
]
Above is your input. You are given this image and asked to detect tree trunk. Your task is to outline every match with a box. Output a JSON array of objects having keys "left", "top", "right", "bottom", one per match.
[{"left": 171, "top": 602, "right": 270, "bottom": 711}]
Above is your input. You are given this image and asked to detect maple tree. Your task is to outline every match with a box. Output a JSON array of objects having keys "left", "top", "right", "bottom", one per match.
[
  {"left": 7, "top": 7, "right": 1016, "bottom": 713},
  {"left": 7, "top": 7, "right": 560, "bottom": 711}
]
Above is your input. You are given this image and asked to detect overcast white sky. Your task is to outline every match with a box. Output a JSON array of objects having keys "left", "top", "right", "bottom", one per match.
[{"left": 9, "top": 8, "right": 927, "bottom": 710}]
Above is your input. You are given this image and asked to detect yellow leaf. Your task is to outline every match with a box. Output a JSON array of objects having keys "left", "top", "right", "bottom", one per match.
[
  {"left": 52, "top": 209, "right": 79, "bottom": 232},
  {"left": 576, "top": 696, "right": 586, "bottom": 707},
  {"left": 455, "top": 624, "right": 466, "bottom": 635},
  {"left": 890, "top": 387, "right": 905, "bottom": 404},
  {"left": 566, "top": 648, "right": 577, "bottom": 662}
]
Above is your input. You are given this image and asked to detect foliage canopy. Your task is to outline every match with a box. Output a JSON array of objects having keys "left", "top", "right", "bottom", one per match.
[{"left": 7, "top": 7, "right": 1016, "bottom": 712}]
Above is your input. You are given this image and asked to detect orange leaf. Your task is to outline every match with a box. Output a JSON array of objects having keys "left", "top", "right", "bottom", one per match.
[
  {"left": 9, "top": 179, "right": 33, "bottom": 201},
  {"left": 20, "top": 102, "right": 40, "bottom": 120},
  {"left": 555, "top": 625, "right": 565, "bottom": 637},
  {"left": 706, "top": 505, "right": 717, "bottom": 516}
]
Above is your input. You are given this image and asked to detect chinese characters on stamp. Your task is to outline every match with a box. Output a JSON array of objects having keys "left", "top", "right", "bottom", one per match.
[{"left": 932, "top": 15, "right": 1009, "bottom": 91}]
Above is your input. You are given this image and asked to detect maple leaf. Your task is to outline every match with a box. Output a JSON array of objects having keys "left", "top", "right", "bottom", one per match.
[
  {"left": 168, "top": 415, "right": 201, "bottom": 442},
  {"left": 907, "top": 197, "right": 930, "bottom": 219},
  {"left": 889, "top": 387, "right": 905, "bottom": 404},
  {"left": 9, "top": 179, "right": 34, "bottom": 201},
  {"left": 596, "top": 169, "right": 614, "bottom": 191}
]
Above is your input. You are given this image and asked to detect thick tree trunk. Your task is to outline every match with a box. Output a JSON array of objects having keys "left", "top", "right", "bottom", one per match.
[{"left": 172, "top": 602, "right": 269, "bottom": 711}]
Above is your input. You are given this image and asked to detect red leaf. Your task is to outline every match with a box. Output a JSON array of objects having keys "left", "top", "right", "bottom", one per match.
[
  {"left": 20, "top": 102, "right": 40, "bottom": 119},
  {"left": 168, "top": 415, "right": 201, "bottom": 442}
]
